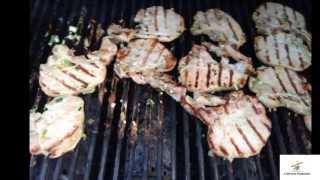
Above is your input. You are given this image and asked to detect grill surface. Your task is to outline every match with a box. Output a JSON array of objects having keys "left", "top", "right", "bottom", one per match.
[{"left": 29, "top": 0, "right": 312, "bottom": 179}]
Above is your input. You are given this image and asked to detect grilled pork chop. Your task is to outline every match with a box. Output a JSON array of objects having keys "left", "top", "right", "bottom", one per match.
[
  {"left": 252, "top": 2, "right": 311, "bottom": 47},
  {"left": 107, "top": 6, "right": 185, "bottom": 42},
  {"left": 39, "top": 44, "right": 107, "bottom": 96},
  {"left": 255, "top": 32, "right": 311, "bottom": 71},
  {"left": 134, "top": 6, "right": 185, "bottom": 42},
  {"left": 191, "top": 9, "right": 246, "bottom": 49},
  {"left": 249, "top": 66, "right": 311, "bottom": 116},
  {"left": 30, "top": 96, "right": 84, "bottom": 158},
  {"left": 178, "top": 45, "right": 249, "bottom": 93},
  {"left": 180, "top": 91, "right": 271, "bottom": 161},
  {"left": 114, "top": 38, "right": 177, "bottom": 80}
]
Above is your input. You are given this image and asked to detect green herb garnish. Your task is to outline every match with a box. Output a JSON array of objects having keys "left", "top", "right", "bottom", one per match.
[
  {"left": 63, "top": 59, "right": 75, "bottom": 67},
  {"left": 78, "top": 106, "right": 82, "bottom": 111}
]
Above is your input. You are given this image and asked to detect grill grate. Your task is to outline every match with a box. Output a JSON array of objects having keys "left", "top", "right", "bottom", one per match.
[{"left": 29, "top": 0, "right": 312, "bottom": 180}]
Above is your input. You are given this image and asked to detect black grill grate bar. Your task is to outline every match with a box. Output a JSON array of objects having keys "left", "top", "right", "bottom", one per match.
[
  {"left": 270, "top": 111, "right": 288, "bottom": 154},
  {"left": 281, "top": 111, "right": 300, "bottom": 154},
  {"left": 182, "top": 112, "right": 191, "bottom": 180},
  {"left": 112, "top": 80, "right": 131, "bottom": 180},
  {"left": 30, "top": 0, "right": 60, "bottom": 59},
  {"left": 255, "top": 157, "right": 265, "bottom": 180},
  {"left": 123, "top": 85, "right": 143, "bottom": 180},
  {"left": 195, "top": 122, "right": 206, "bottom": 180},
  {"left": 97, "top": 75, "right": 119, "bottom": 180},
  {"left": 266, "top": 142, "right": 279, "bottom": 180},
  {"left": 156, "top": 94, "right": 164, "bottom": 180}
]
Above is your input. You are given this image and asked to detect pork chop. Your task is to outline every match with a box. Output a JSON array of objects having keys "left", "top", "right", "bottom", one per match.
[
  {"left": 134, "top": 6, "right": 185, "bottom": 42},
  {"left": 114, "top": 38, "right": 177, "bottom": 79},
  {"left": 107, "top": 6, "right": 185, "bottom": 42},
  {"left": 30, "top": 96, "right": 84, "bottom": 158},
  {"left": 249, "top": 66, "right": 311, "bottom": 116},
  {"left": 252, "top": 2, "right": 311, "bottom": 47},
  {"left": 255, "top": 31, "right": 311, "bottom": 71},
  {"left": 39, "top": 44, "right": 107, "bottom": 96},
  {"left": 180, "top": 91, "right": 271, "bottom": 161},
  {"left": 191, "top": 9, "right": 246, "bottom": 49},
  {"left": 178, "top": 45, "right": 249, "bottom": 93}
]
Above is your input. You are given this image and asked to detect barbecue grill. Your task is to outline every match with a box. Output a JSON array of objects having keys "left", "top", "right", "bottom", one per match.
[{"left": 29, "top": 0, "right": 312, "bottom": 179}]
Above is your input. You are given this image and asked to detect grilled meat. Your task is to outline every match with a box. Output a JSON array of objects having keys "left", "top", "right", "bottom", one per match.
[
  {"left": 114, "top": 38, "right": 177, "bottom": 79},
  {"left": 252, "top": 2, "right": 311, "bottom": 47},
  {"left": 255, "top": 32, "right": 311, "bottom": 71},
  {"left": 134, "top": 6, "right": 185, "bottom": 42},
  {"left": 39, "top": 45, "right": 107, "bottom": 97},
  {"left": 249, "top": 66, "right": 311, "bottom": 116},
  {"left": 91, "top": 36, "right": 118, "bottom": 65},
  {"left": 30, "top": 96, "right": 84, "bottom": 158},
  {"left": 181, "top": 91, "right": 271, "bottom": 161},
  {"left": 178, "top": 45, "right": 249, "bottom": 93},
  {"left": 191, "top": 9, "right": 246, "bottom": 49},
  {"left": 107, "top": 6, "right": 185, "bottom": 42}
]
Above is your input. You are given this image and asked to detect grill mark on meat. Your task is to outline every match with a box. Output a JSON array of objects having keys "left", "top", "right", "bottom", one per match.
[
  {"left": 275, "top": 70, "right": 287, "bottom": 92},
  {"left": 284, "top": 68, "right": 300, "bottom": 95},
  {"left": 89, "top": 62, "right": 99, "bottom": 69},
  {"left": 263, "top": 122, "right": 271, "bottom": 131},
  {"left": 283, "top": 33, "right": 294, "bottom": 67},
  {"left": 298, "top": 53, "right": 305, "bottom": 69},
  {"left": 283, "top": 5, "right": 291, "bottom": 27},
  {"left": 236, "top": 125, "right": 256, "bottom": 153},
  {"left": 47, "top": 126, "right": 80, "bottom": 153},
  {"left": 195, "top": 70, "right": 199, "bottom": 88},
  {"left": 229, "top": 70, "right": 233, "bottom": 87},
  {"left": 226, "top": 17, "right": 238, "bottom": 41},
  {"left": 185, "top": 56, "right": 191, "bottom": 65},
  {"left": 251, "top": 104, "right": 260, "bottom": 115},
  {"left": 247, "top": 118, "right": 267, "bottom": 144},
  {"left": 141, "top": 40, "right": 158, "bottom": 67},
  {"left": 273, "top": 35, "right": 280, "bottom": 64},
  {"left": 154, "top": 6, "right": 159, "bottom": 31},
  {"left": 60, "top": 69, "right": 89, "bottom": 88},
  {"left": 263, "top": 36, "right": 271, "bottom": 62},
  {"left": 206, "top": 64, "right": 211, "bottom": 88},
  {"left": 219, "top": 145, "right": 229, "bottom": 156},
  {"left": 223, "top": 103, "right": 229, "bottom": 114},
  {"left": 218, "top": 63, "right": 222, "bottom": 86},
  {"left": 46, "top": 73, "right": 78, "bottom": 92},
  {"left": 184, "top": 70, "right": 189, "bottom": 85},
  {"left": 284, "top": 43, "right": 293, "bottom": 67},
  {"left": 230, "top": 138, "right": 242, "bottom": 155},
  {"left": 77, "top": 65, "right": 96, "bottom": 77}
]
